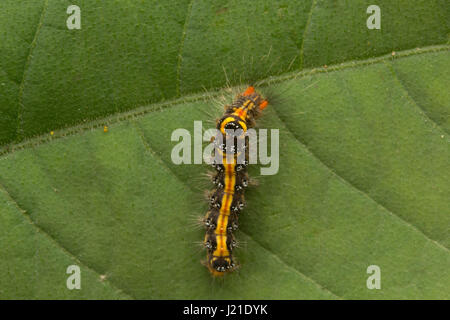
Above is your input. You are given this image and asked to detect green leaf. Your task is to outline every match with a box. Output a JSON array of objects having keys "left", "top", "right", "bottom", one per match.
[
  {"left": 0, "top": 0, "right": 448, "bottom": 145},
  {"left": 0, "top": 1, "right": 449, "bottom": 299}
]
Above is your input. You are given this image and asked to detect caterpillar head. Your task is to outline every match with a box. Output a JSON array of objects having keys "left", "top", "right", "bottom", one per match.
[{"left": 207, "top": 255, "right": 236, "bottom": 276}]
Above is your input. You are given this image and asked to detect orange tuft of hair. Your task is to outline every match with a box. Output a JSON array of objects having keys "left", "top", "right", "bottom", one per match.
[
  {"left": 259, "top": 100, "right": 269, "bottom": 110},
  {"left": 243, "top": 86, "right": 255, "bottom": 96}
]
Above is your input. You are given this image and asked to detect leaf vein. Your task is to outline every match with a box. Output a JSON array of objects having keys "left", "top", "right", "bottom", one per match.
[
  {"left": 298, "top": 0, "right": 317, "bottom": 70},
  {"left": 0, "top": 178, "right": 135, "bottom": 299},
  {"left": 176, "top": 0, "right": 195, "bottom": 96},
  {"left": 16, "top": 0, "right": 49, "bottom": 142},
  {"left": 385, "top": 61, "right": 449, "bottom": 135},
  {"left": 271, "top": 103, "right": 450, "bottom": 253},
  {"left": 1, "top": 45, "right": 448, "bottom": 158}
]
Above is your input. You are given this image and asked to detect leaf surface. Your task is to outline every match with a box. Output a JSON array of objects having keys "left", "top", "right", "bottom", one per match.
[{"left": 0, "top": 1, "right": 449, "bottom": 299}]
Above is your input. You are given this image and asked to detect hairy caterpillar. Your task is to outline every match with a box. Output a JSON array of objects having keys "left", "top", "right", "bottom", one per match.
[{"left": 202, "top": 86, "right": 268, "bottom": 276}]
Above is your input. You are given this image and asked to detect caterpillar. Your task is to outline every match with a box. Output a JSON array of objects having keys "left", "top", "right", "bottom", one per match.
[{"left": 203, "top": 86, "right": 268, "bottom": 277}]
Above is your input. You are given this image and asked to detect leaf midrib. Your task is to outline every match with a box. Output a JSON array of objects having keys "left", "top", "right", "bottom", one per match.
[
  {"left": 11, "top": 0, "right": 449, "bottom": 147},
  {"left": 2, "top": 44, "right": 448, "bottom": 158}
]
